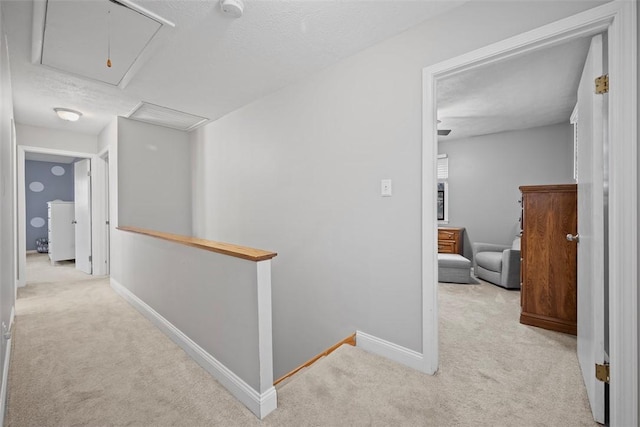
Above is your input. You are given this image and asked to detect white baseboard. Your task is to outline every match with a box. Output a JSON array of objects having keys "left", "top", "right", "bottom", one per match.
[
  {"left": 0, "top": 307, "right": 15, "bottom": 427},
  {"left": 25, "top": 250, "right": 37, "bottom": 255},
  {"left": 110, "top": 279, "right": 276, "bottom": 419},
  {"left": 356, "top": 330, "right": 425, "bottom": 372}
]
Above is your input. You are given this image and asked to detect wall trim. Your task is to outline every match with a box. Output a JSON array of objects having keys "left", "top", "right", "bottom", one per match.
[
  {"left": 110, "top": 278, "right": 277, "bottom": 419},
  {"left": 0, "top": 306, "right": 15, "bottom": 427},
  {"left": 274, "top": 333, "right": 356, "bottom": 386},
  {"left": 16, "top": 147, "right": 25, "bottom": 290},
  {"left": 356, "top": 331, "right": 424, "bottom": 372}
]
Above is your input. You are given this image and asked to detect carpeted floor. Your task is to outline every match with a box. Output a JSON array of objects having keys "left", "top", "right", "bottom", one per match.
[{"left": 6, "top": 254, "right": 596, "bottom": 426}]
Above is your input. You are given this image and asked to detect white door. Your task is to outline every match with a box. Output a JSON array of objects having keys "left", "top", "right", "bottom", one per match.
[
  {"left": 104, "top": 155, "right": 110, "bottom": 275},
  {"left": 575, "top": 34, "right": 606, "bottom": 424},
  {"left": 74, "top": 159, "right": 92, "bottom": 274}
]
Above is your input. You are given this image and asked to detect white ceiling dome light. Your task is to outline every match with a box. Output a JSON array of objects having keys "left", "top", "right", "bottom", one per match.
[
  {"left": 220, "top": 0, "right": 244, "bottom": 18},
  {"left": 54, "top": 108, "right": 82, "bottom": 122}
]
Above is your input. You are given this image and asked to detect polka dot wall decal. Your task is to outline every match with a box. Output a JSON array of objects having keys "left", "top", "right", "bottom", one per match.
[
  {"left": 29, "top": 181, "right": 44, "bottom": 192},
  {"left": 30, "top": 217, "right": 45, "bottom": 228},
  {"left": 51, "top": 166, "right": 65, "bottom": 176}
]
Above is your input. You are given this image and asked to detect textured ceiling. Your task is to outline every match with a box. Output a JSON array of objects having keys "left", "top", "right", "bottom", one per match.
[
  {"left": 4, "top": 0, "right": 466, "bottom": 135},
  {"left": 437, "top": 36, "right": 591, "bottom": 140}
]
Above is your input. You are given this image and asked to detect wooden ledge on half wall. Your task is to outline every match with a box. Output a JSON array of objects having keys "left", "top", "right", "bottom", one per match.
[{"left": 116, "top": 226, "right": 277, "bottom": 262}]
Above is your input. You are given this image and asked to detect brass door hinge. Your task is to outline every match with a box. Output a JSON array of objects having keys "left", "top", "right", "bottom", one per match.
[
  {"left": 595, "top": 75, "right": 609, "bottom": 94},
  {"left": 595, "top": 362, "right": 610, "bottom": 383}
]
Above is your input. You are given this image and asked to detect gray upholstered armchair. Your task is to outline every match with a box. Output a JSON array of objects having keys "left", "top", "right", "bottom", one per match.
[{"left": 472, "top": 237, "right": 521, "bottom": 289}]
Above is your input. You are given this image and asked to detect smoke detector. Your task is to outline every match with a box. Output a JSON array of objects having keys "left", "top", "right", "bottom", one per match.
[{"left": 221, "top": 0, "right": 244, "bottom": 18}]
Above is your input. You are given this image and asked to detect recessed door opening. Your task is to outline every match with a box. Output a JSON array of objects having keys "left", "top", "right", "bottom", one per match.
[
  {"left": 422, "top": 2, "right": 636, "bottom": 424},
  {"left": 434, "top": 34, "right": 601, "bottom": 423},
  {"left": 17, "top": 146, "right": 110, "bottom": 289}
]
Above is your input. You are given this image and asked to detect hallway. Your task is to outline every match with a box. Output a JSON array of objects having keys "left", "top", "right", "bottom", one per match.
[
  {"left": 8, "top": 254, "right": 261, "bottom": 425},
  {"left": 5, "top": 255, "right": 596, "bottom": 426}
]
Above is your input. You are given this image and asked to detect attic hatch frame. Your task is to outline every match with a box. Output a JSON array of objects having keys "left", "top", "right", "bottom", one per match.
[
  {"left": 126, "top": 101, "right": 210, "bottom": 132},
  {"left": 421, "top": 2, "right": 636, "bottom": 426},
  {"left": 30, "top": 0, "right": 175, "bottom": 89}
]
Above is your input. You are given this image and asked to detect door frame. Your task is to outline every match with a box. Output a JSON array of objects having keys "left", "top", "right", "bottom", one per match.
[
  {"left": 98, "top": 146, "right": 110, "bottom": 276},
  {"left": 421, "top": 1, "right": 636, "bottom": 425},
  {"left": 17, "top": 145, "right": 109, "bottom": 287}
]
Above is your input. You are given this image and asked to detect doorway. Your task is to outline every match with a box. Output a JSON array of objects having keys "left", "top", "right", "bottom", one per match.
[
  {"left": 17, "top": 145, "right": 110, "bottom": 288},
  {"left": 434, "top": 31, "right": 601, "bottom": 421},
  {"left": 421, "top": 2, "right": 637, "bottom": 425}
]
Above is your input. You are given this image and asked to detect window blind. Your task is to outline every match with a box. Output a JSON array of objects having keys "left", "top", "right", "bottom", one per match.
[{"left": 437, "top": 154, "right": 448, "bottom": 180}]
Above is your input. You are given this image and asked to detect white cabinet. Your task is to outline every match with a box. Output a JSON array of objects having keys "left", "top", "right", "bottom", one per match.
[{"left": 48, "top": 201, "right": 75, "bottom": 263}]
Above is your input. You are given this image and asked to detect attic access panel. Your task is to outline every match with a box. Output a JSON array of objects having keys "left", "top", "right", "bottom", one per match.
[
  {"left": 127, "top": 102, "right": 209, "bottom": 132},
  {"left": 40, "top": 0, "right": 162, "bottom": 86}
]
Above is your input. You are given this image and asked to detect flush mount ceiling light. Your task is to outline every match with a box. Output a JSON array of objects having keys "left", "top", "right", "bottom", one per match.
[
  {"left": 220, "top": 0, "right": 244, "bottom": 18},
  {"left": 54, "top": 108, "right": 82, "bottom": 122}
]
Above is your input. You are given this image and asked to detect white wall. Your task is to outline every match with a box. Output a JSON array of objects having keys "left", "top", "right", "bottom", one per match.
[
  {"left": 16, "top": 123, "right": 97, "bottom": 154},
  {"left": 15, "top": 123, "right": 108, "bottom": 280},
  {"left": 106, "top": 114, "right": 275, "bottom": 417},
  {"left": 438, "top": 123, "right": 574, "bottom": 260},
  {"left": 191, "top": 1, "right": 609, "bottom": 379},
  {"left": 97, "top": 124, "right": 112, "bottom": 154},
  {"left": 637, "top": 4, "right": 640, "bottom": 422},
  {"left": 117, "top": 118, "right": 191, "bottom": 235},
  {"left": 111, "top": 232, "right": 261, "bottom": 389},
  {"left": 99, "top": 119, "right": 117, "bottom": 224},
  {"left": 0, "top": 2, "right": 16, "bottom": 416}
]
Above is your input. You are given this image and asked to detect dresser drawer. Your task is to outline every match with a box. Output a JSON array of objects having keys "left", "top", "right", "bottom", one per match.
[
  {"left": 438, "top": 241, "right": 456, "bottom": 254},
  {"left": 438, "top": 229, "right": 456, "bottom": 241},
  {"left": 437, "top": 227, "right": 464, "bottom": 255}
]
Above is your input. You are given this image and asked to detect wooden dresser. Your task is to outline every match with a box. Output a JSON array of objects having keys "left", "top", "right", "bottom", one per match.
[
  {"left": 519, "top": 184, "right": 577, "bottom": 335},
  {"left": 438, "top": 227, "right": 463, "bottom": 255}
]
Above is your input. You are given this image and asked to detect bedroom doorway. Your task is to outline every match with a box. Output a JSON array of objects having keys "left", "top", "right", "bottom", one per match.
[
  {"left": 17, "top": 145, "right": 110, "bottom": 289},
  {"left": 421, "top": 2, "right": 636, "bottom": 425}
]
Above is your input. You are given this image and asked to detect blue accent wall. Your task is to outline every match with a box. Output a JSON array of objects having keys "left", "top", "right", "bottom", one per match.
[{"left": 25, "top": 161, "right": 74, "bottom": 251}]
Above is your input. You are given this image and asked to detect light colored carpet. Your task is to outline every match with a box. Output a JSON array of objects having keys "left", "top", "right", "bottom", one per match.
[
  {"left": 22, "top": 253, "right": 92, "bottom": 285},
  {"left": 6, "top": 254, "right": 596, "bottom": 426}
]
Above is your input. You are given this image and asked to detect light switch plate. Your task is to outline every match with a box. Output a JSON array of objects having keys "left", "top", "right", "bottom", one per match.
[{"left": 381, "top": 179, "right": 392, "bottom": 197}]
